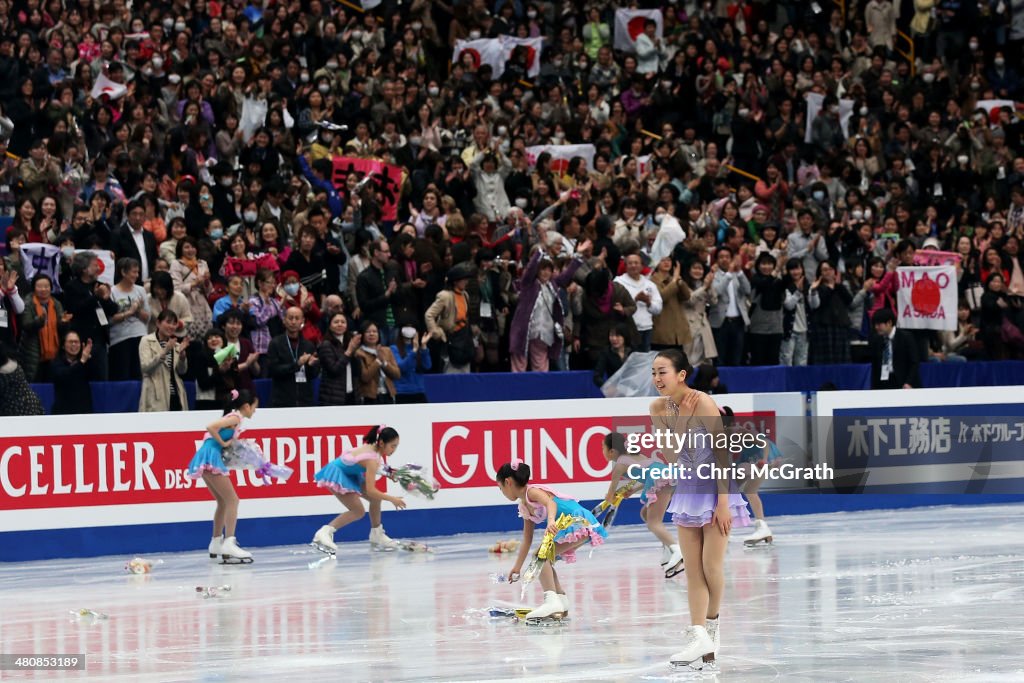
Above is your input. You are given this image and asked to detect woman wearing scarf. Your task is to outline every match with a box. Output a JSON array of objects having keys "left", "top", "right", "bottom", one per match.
[
  {"left": 170, "top": 236, "right": 214, "bottom": 339},
  {"left": 354, "top": 321, "right": 400, "bottom": 405},
  {"left": 19, "top": 274, "right": 69, "bottom": 382}
]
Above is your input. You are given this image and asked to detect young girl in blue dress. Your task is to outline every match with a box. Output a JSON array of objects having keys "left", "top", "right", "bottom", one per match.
[
  {"left": 311, "top": 425, "right": 408, "bottom": 554},
  {"left": 498, "top": 459, "right": 608, "bottom": 620},
  {"left": 187, "top": 389, "right": 258, "bottom": 563},
  {"left": 601, "top": 431, "right": 684, "bottom": 577}
]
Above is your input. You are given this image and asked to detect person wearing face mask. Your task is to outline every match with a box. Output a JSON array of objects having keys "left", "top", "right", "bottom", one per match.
[
  {"left": 987, "top": 51, "right": 1021, "bottom": 100},
  {"left": 277, "top": 270, "right": 322, "bottom": 345}
]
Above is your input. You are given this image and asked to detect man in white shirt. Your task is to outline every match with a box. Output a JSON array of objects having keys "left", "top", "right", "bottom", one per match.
[
  {"left": 709, "top": 246, "right": 751, "bottom": 366},
  {"left": 634, "top": 19, "right": 663, "bottom": 75},
  {"left": 615, "top": 253, "right": 663, "bottom": 351}
]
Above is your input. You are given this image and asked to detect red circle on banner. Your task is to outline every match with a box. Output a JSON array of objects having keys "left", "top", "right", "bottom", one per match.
[
  {"left": 95, "top": 257, "right": 106, "bottom": 275},
  {"left": 550, "top": 158, "right": 570, "bottom": 174},
  {"left": 911, "top": 277, "right": 940, "bottom": 315},
  {"left": 627, "top": 17, "right": 646, "bottom": 40},
  {"left": 524, "top": 45, "right": 537, "bottom": 70},
  {"left": 463, "top": 48, "right": 481, "bottom": 70}
]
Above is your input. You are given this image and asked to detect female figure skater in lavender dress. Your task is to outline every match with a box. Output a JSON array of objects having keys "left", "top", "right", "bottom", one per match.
[
  {"left": 186, "top": 389, "right": 258, "bottom": 563},
  {"left": 650, "top": 349, "right": 751, "bottom": 671},
  {"left": 310, "top": 425, "right": 407, "bottom": 554}
]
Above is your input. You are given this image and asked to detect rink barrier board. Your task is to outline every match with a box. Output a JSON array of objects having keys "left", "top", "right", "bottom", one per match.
[
  {"left": 1, "top": 388, "right": 1022, "bottom": 561},
  {"left": 3, "top": 494, "right": 1024, "bottom": 562}
]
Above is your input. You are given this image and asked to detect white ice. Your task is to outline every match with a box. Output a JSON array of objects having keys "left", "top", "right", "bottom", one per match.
[{"left": 2, "top": 504, "right": 1023, "bottom": 682}]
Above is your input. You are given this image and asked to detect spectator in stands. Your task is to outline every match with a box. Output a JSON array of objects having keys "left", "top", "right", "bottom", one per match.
[
  {"left": 0, "top": 346, "right": 44, "bottom": 416},
  {"left": 425, "top": 261, "right": 476, "bottom": 374},
  {"left": 108, "top": 257, "right": 150, "bottom": 381},
  {"left": 139, "top": 309, "right": 190, "bottom": 412},
  {"left": 63, "top": 252, "right": 118, "bottom": 381},
  {"left": 354, "top": 320, "right": 399, "bottom": 405},
  {"left": 650, "top": 252, "right": 692, "bottom": 353},
  {"left": 249, "top": 268, "right": 285, "bottom": 370},
  {"left": 808, "top": 262, "right": 853, "bottom": 365},
  {"left": 709, "top": 246, "right": 751, "bottom": 366},
  {"left": 50, "top": 330, "right": 93, "bottom": 415},
  {"left": 170, "top": 236, "right": 214, "bottom": 338},
  {"left": 18, "top": 274, "right": 67, "bottom": 382},
  {"left": 277, "top": 270, "right": 322, "bottom": 345},
  {"left": 318, "top": 311, "right": 361, "bottom": 407},
  {"left": 870, "top": 308, "right": 922, "bottom": 390},
  {"left": 356, "top": 237, "right": 399, "bottom": 347},
  {"left": 392, "top": 326, "right": 433, "bottom": 404},
  {"left": 267, "top": 306, "right": 320, "bottom": 408},
  {"left": 220, "top": 309, "right": 259, "bottom": 396},
  {"left": 147, "top": 271, "right": 192, "bottom": 338},
  {"left": 111, "top": 200, "right": 157, "bottom": 284},
  {"left": 748, "top": 253, "right": 787, "bottom": 366},
  {"left": 593, "top": 323, "right": 633, "bottom": 388},
  {"left": 781, "top": 259, "right": 811, "bottom": 367},
  {"left": 615, "top": 253, "right": 663, "bottom": 353}
]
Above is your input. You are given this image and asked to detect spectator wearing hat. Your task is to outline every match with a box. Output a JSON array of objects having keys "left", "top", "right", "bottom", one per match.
[
  {"left": 267, "top": 306, "right": 321, "bottom": 408},
  {"left": 425, "top": 261, "right": 477, "bottom": 374}
]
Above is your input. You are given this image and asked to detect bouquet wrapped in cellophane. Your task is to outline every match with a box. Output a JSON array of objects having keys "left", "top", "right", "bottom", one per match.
[
  {"left": 222, "top": 439, "right": 294, "bottom": 484},
  {"left": 519, "top": 514, "right": 580, "bottom": 601},
  {"left": 590, "top": 479, "right": 643, "bottom": 530},
  {"left": 378, "top": 462, "right": 440, "bottom": 500}
]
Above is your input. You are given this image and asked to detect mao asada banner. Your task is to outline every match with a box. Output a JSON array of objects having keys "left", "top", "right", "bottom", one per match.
[
  {"left": 896, "top": 265, "right": 957, "bottom": 331},
  {"left": 330, "top": 156, "right": 405, "bottom": 222}
]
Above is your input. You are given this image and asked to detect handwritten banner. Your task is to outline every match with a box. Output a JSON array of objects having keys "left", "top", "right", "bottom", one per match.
[{"left": 330, "top": 156, "right": 405, "bottom": 222}]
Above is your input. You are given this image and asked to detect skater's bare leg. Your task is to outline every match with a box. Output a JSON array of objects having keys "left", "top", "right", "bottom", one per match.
[
  {"left": 679, "top": 526, "right": 708, "bottom": 627},
  {"left": 539, "top": 560, "right": 556, "bottom": 591},
  {"left": 367, "top": 496, "right": 383, "bottom": 528},
  {"left": 741, "top": 474, "right": 765, "bottom": 519},
  {"left": 702, "top": 524, "right": 730, "bottom": 620},
  {"left": 203, "top": 473, "right": 238, "bottom": 537},
  {"left": 329, "top": 492, "right": 365, "bottom": 530},
  {"left": 645, "top": 494, "right": 675, "bottom": 547},
  {"left": 206, "top": 481, "right": 226, "bottom": 537}
]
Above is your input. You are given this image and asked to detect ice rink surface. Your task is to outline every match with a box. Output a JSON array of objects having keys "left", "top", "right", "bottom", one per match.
[{"left": 1, "top": 503, "right": 1023, "bottom": 682}]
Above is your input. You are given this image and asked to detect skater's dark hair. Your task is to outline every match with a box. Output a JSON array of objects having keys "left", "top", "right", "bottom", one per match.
[
  {"left": 223, "top": 389, "right": 255, "bottom": 414},
  {"left": 655, "top": 348, "right": 692, "bottom": 376},
  {"left": 603, "top": 432, "right": 626, "bottom": 455},
  {"left": 365, "top": 424, "right": 399, "bottom": 445},
  {"left": 496, "top": 461, "right": 531, "bottom": 487}
]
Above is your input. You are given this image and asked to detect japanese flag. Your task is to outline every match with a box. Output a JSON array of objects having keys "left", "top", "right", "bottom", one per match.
[
  {"left": 90, "top": 72, "right": 128, "bottom": 101},
  {"left": 19, "top": 243, "right": 63, "bottom": 293},
  {"left": 75, "top": 249, "right": 116, "bottom": 287},
  {"left": 635, "top": 154, "right": 652, "bottom": 180},
  {"left": 896, "top": 266, "right": 957, "bottom": 331},
  {"left": 525, "top": 144, "right": 596, "bottom": 175},
  {"left": 501, "top": 37, "right": 544, "bottom": 78},
  {"left": 614, "top": 9, "right": 662, "bottom": 53},
  {"left": 453, "top": 38, "right": 506, "bottom": 78}
]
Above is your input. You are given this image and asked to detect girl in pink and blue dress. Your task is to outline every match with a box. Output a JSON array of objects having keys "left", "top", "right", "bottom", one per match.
[
  {"left": 601, "top": 431, "right": 683, "bottom": 578},
  {"left": 650, "top": 349, "right": 751, "bottom": 672},
  {"left": 498, "top": 458, "right": 608, "bottom": 621},
  {"left": 311, "top": 425, "right": 408, "bottom": 554},
  {"left": 187, "top": 389, "right": 258, "bottom": 563}
]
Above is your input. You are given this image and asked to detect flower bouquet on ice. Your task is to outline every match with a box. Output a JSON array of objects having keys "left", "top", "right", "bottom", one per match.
[{"left": 378, "top": 462, "right": 440, "bottom": 499}]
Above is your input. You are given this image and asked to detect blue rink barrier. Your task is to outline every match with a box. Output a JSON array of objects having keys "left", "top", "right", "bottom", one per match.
[
  {"left": 26, "top": 361, "right": 1024, "bottom": 413},
  {"left": 2, "top": 494, "right": 1023, "bottom": 562}
]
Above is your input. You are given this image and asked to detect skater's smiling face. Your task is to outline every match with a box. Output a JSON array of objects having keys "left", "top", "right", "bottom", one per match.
[{"left": 651, "top": 356, "right": 686, "bottom": 395}]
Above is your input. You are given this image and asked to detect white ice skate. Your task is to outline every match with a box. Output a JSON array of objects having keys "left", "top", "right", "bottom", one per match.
[
  {"left": 664, "top": 544, "right": 684, "bottom": 578},
  {"left": 208, "top": 535, "right": 223, "bottom": 559},
  {"left": 523, "top": 590, "right": 567, "bottom": 624},
  {"left": 660, "top": 545, "right": 671, "bottom": 566},
  {"left": 369, "top": 526, "right": 402, "bottom": 551},
  {"left": 311, "top": 525, "right": 337, "bottom": 555},
  {"left": 706, "top": 616, "right": 720, "bottom": 657},
  {"left": 669, "top": 625, "right": 715, "bottom": 671},
  {"left": 220, "top": 536, "right": 253, "bottom": 564},
  {"left": 744, "top": 519, "right": 773, "bottom": 546},
  {"left": 557, "top": 593, "right": 570, "bottom": 617}
]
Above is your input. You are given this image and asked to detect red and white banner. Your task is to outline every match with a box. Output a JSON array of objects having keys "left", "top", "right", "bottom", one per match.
[
  {"left": 525, "top": 144, "right": 596, "bottom": 175},
  {"left": 453, "top": 38, "right": 506, "bottom": 77},
  {"left": 913, "top": 250, "right": 961, "bottom": 267},
  {"left": 0, "top": 394, "right": 805, "bottom": 540},
  {"left": 501, "top": 37, "right": 544, "bottom": 78},
  {"left": 613, "top": 9, "right": 662, "bottom": 53},
  {"left": 896, "top": 265, "right": 958, "bottom": 331},
  {"left": 90, "top": 72, "right": 128, "bottom": 101},
  {"left": 75, "top": 248, "right": 116, "bottom": 286},
  {"left": 330, "top": 156, "right": 406, "bottom": 222}
]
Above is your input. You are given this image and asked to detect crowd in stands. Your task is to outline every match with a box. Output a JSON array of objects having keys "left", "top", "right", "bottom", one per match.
[{"left": 1, "top": 0, "right": 1024, "bottom": 415}]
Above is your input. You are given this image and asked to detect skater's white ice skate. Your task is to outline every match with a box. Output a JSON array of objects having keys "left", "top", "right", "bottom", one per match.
[
  {"left": 669, "top": 625, "right": 715, "bottom": 671},
  {"left": 369, "top": 526, "right": 401, "bottom": 551},
  {"left": 523, "top": 590, "right": 567, "bottom": 625},
  {"left": 311, "top": 525, "right": 337, "bottom": 555},
  {"left": 660, "top": 545, "right": 671, "bottom": 566},
  {"left": 220, "top": 536, "right": 253, "bottom": 564},
  {"left": 664, "top": 544, "right": 684, "bottom": 578},
  {"left": 208, "top": 535, "right": 223, "bottom": 559},
  {"left": 744, "top": 519, "right": 773, "bottom": 546},
  {"left": 557, "top": 593, "right": 570, "bottom": 617}
]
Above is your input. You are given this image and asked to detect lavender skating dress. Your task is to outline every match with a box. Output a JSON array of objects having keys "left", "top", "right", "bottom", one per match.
[{"left": 663, "top": 398, "right": 752, "bottom": 528}]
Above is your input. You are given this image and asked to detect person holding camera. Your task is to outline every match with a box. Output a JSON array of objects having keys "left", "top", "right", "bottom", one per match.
[{"left": 139, "top": 309, "right": 191, "bottom": 412}]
